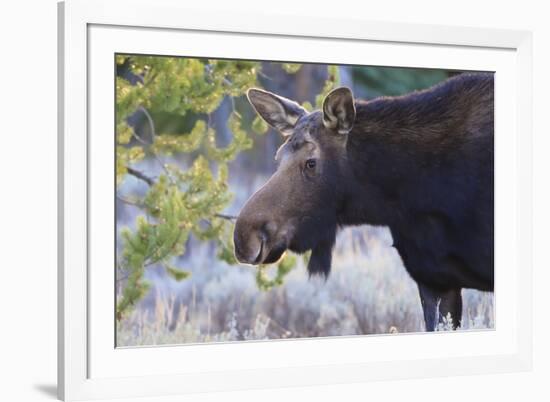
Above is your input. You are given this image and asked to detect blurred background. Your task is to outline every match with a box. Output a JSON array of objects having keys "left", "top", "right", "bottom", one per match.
[{"left": 115, "top": 56, "right": 494, "bottom": 346}]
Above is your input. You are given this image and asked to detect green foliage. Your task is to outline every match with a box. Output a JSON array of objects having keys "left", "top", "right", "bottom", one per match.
[
  {"left": 165, "top": 264, "right": 190, "bottom": 281},
  {"left": 315, "top": 65, "right": 340, "bottom": 108},
  {"left": 117, "top": 156, "right": 233, "bottom": 318},
  {"left": 205, "top": 112, "right": 253, "bottom": 161},
  {"left": 116, "top": 145, "right": 145, "bottom": 185},
  {"left": 115, "top": 55, "right": 323, "bottom": 320},
  {"left": 281, "top": 63, "right": 303, "bottom": 74},
  {"left": 255, "top": 254, "right": 297, "bottom": 291},
  {"left": 216, "top": 221, "right": 239, "bottom": 265},
  {"left": 301, "top": 101, "right": 313, "bottom": 112},
  {"left": 251, "top": 115, "right": 269, "bottom": 135},
  {"left": 151, "top": 120, "right": 206, "bottom": 155}
]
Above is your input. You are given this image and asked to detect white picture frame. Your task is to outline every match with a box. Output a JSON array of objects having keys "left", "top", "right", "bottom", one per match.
[{"left": 58, "top": 0, "right": 533, "bottom": 400}]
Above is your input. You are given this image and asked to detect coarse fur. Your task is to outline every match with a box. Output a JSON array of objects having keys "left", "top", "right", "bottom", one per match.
[{"left": 234, "top": 73, "right": 494, "bottom": 331}]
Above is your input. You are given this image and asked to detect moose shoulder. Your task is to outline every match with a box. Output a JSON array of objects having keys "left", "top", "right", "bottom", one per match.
[{"left": 234, "top": 73, "right": 494, "bottom": 331}]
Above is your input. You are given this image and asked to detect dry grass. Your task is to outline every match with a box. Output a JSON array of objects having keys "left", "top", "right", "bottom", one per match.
[{"left": 117, "top": 226, "right": 494, "bottom": 347}]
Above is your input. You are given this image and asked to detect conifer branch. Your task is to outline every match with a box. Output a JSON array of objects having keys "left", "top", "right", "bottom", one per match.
[
  {"left": 123, "top": 168, "right": 237, "bottom": 220},
  {"left": 215, "top": 213, "right": 238, "bottom": 221},
  {"left": 116, "top": 194, "right": 145, "bottom": 208},
  {"left": 126, "top": 166, "right": 155, "bottom": 186},
  {"left": 116, "top": 272, "right": 130, "bottom": 283},
  {"left": 144, "top": 230, "right": 185, "bottom": 267},
  {"left": 137, "top": 106, "right": 176, "bottom": 185}
]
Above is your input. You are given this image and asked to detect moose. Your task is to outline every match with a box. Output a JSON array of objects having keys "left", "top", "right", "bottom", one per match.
[{"left": 233, "top": 73, "right": 494, "bottom": 331}]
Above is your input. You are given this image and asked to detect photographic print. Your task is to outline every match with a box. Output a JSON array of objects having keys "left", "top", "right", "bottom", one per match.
[{"left": 115, "top": 55, "right": 494, "bottom": 347}]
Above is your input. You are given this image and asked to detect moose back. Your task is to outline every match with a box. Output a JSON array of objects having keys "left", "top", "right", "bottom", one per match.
[{"left": 234, "top": 73, "right": 494, "bottom": 331}]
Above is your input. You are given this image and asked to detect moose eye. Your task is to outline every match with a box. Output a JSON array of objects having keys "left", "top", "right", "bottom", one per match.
[{"left": 305, "top": 159, "right": 317, "bottom": 169}]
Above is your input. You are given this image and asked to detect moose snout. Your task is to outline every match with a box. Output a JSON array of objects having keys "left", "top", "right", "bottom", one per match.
[
  {"left": 234, "top": 179, "right": 289, "bottom": 265},
  {"left": 233, "top": 214, "right": 281, "bottom": 265},
  {"left": 233, "top": 229, "right": 263, "bottom": 265},
  {"left": 233, "top": 217, "right": 266, "bottom": 265}
]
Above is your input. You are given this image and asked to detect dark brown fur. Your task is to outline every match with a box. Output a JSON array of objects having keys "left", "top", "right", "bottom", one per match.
[{"left": 235, "top": 73, "right": 494, "bottom": 331}]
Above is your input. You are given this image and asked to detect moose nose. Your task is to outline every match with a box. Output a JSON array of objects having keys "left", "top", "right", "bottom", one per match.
[
  {"left": 234, "top": 235, "right": 263, "bottom": 264},
  {"left": 234, "top": 230, "right": 265, "bottom": 264},
  {"left": 233, "top": 218, "right": 277, "bottom": 265},
  {"left": 233, "top": 223, "right": 265, "bottom": 265}
]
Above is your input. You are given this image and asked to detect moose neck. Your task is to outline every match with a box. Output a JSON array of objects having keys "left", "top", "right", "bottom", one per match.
[{"left": 338, "top": 92, "right": 466, "bottom": 228}]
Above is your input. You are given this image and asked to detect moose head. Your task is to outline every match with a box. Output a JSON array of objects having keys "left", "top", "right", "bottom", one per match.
[{"left": 233, "top": 87, "right": 357, "bottom": 276}]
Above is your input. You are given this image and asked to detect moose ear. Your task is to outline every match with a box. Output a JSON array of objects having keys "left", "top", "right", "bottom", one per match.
[
  {"left": 247, "top": 88, "right": 307, "bottom": 136},
  {"left": 322, "top": 87, "right": 356, "bottom": 135}
]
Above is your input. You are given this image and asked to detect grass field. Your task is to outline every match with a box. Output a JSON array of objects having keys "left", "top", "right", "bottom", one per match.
[{"left": 117, "top": 224, "right": 494, "bottom": 347}]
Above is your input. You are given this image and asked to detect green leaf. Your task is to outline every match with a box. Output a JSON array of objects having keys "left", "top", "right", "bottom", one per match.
[
  {"left": 301, "top": 101, "right": 313, "bottom": 112},
  {"left": 255, "top": 253, "right": 297, "bottom": 291},
  {"left": 252, "top": 115, "right": 269, "bottom": 134},
  {"left": 206, "top": 112, "right": 252, "bottom": 162},
  {"left": 151, "top": 120, "right": 207, "bottom": 155},
  {"left": 315, "top": 65, "right": 341, "bottom": 108},
  {"left": 165, "top": 264, "right": 191, "bottom": 281},
  {"left": 281, "top": 63, "right": 302, "bottom": 74}
]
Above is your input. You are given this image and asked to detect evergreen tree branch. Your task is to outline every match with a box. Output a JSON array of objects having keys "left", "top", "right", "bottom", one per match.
[
  {"left": 116, "top": 194, "right": 145, "bottom": 208},
  {"left": 123, "top": 168, "right": 237, "bottom": 220},
  {"left": 116, "top": 272, "right": 130, "bottom": 283},
  {"left": 144, "top": 230, "right": 185, "bottom": 267},
  {"left": 137, "top": 106, "right": 176, "bottom": 185},
  {"left": 138, "top": 106, "right": 156, "bottom": 139},
  {"left": 126, "top": 166, "right": 155, "bottom": 186},
  {"left": 215, "top": 213, "right": 237, "bottom": 221}
]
